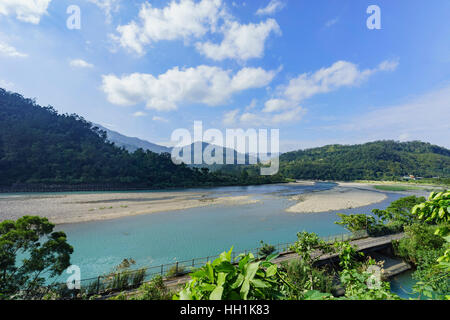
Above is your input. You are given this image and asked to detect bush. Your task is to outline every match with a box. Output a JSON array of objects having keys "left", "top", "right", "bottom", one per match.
[
  {"left": 394, "top": 224, "right": 445, "bottom": 265},
  {"left": 165, "top": 265, "right": 186, "bottom": 278},
  {"left": 110, "top": 276, "right": 172, "bottom": 300},
  {"left": 258, "top": 241, "right": 277, "bottom": 258},
  {"left": 281, "top": 260, "right": 334, "bottom": 296}
]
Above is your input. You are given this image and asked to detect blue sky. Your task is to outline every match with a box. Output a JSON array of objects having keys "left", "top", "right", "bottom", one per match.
[{"left": 0, "top": 0, "right": 449, "bottom": 152}]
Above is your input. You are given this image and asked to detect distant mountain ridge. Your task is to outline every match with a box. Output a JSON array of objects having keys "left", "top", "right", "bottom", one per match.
[
  {"left": 0, "top": 88, "right": 283, "bottom": 188},
  {"left": 279, "top": 140, "right": 450, "bottom": 181},
  {"left": 95, "top": 125, "right": 259, "bottom": 168},
  {"left": 94, "top": 124, "right": 171, "bottom": 154}
]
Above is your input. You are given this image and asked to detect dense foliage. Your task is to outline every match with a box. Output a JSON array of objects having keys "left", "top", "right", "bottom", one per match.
[
  {"left": 0, "top": 89, "right": 282, "bottom": 188},
  {"left": 336, "top": 192, "right": 449, "bottom": 300},
  {"left": 169, "top": 232, "right": 400, "bottom": 301},
  {"left": 408, "top": 191, "right": 450, "bottom": 299},
  {"left": 0, "top": 216, "right": 73, "bottom": 300},
  {"left": 173, "top": 248, "right": 287, "bottom": 300},
  {"left": 279, "top": 141, "right": 450, "bottom": 181}
]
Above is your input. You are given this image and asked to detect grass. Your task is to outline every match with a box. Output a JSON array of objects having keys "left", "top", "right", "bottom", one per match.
[{"left": 373, "top": 185, "right": 443, "bottom": 192}]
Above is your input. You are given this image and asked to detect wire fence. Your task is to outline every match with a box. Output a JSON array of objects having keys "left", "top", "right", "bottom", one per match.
[{"left": 45, "top": 230, "right": 368, "bottom": 298}]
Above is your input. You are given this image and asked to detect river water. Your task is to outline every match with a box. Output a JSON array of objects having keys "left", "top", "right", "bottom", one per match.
[{"left": 41, "top": 182, "right": 406, "bottom": 281}]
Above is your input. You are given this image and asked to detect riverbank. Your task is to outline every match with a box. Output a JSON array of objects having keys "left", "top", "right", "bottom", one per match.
[
  {"left": 0, "top": 181, "right": 409, "bottom": 224},
  {"left": 285, "top": 182, "right": 388, "bottom": 213},
  {"left": 0, "top": 191, "right": 259, "bottom": 225}
]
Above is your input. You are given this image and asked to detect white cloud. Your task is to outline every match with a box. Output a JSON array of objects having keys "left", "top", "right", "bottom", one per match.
[
  {"left": 223, "top": 109, "right": 239, "bottom": 126},
  {"left": 261, "top": 59, "right": 399, "bottom": 114},
  {"left": 113, "top": 0, "right": 281, "bottom": 61},
  {"left": 263, "top": 98, "right": 294, "bottom": 112},
  {"left": 226, "top": 59, "right": 398, "bottom": 127},
  {"left": 88, "top": 0, "right": 120, "bottom": 22},
  {"left": 196, "top": 18, "right": 281, "bottom": 61},
  {"left": 132, "top": 111, "right": 147, "bottom": 117},
  {"left": 245, "top": 98, "right": 257, "bottom": 111},
  {"left": 69, "top": 59, "right": 94, "bottom": 68},
  {"left": 223, "top": 106, "right": 305, "bottom": 127},
  {"left": 329, "top": 84, "right": 450, "bottom": 148},
  {"left": 0, "top": 79, "right": 15, "bottom": 90},
  {"left": 0, "top": 0, "right": 51, "bottom": 24},
  {"left": 114, "top": 0, "right": 224, "bottom": 55},
  {"left": 240, "top": 107, "right": 305, "bottom": 126},
  {"left": 325, "top": 17, "right": 339, "bottom": 28},
  {"left": 101, "top": 65, "right": 276, "bottom": 111},
  {"left": 283, "top": 60, "right": 398, "bottom": 103},
  {"left": 256, "top": 0, "right": 285, "bottom": 16},
  {"left": 0, "top": 41, "right": 27, "bottom": 58},
  {"left": 152, "top": 116, "right": 169, "bottom": 122}
]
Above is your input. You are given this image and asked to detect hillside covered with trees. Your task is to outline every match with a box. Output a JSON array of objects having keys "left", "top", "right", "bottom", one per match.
[
  {"left": 0, "top": 89, "right": 282, "bottom": 189},
  {"left": 279, "top": 141, "right": 450, "bottom": 181}
]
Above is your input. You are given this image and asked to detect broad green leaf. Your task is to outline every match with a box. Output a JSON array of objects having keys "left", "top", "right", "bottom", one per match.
[
  {"left": 251, "top": 278, "right": 270, "bottom": 288},
  {"left": 240, "top": 278, "right": 250, "bottom": 300},
  {"left": 209, "top": 285, "right": 224, "bottom": 300},
  {"left": 179, "top": 289, "right": 193, "bottom": 300},
  {"left": 245, "top": 262, "right": 261, "bottom": 282},
  {"left": 265, "top": 264, "right": 277, "bottom": 277},
  {"left": 215, "top": 261, "right": 235, "bottom": 273},
  {"left": 266, "top": 253, "right": 279, "bottom": 261},
  {"left": 231, "top": 273, "right": 244, "bottom": 289},
  {"left": 217, "top": 272, "right": 227, "bottom": 286},
  {"left": 206, "top": 263, "right": 214, "bottom": 283}
]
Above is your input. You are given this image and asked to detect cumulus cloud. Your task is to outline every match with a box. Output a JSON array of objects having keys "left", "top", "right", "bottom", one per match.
[
  {"left": 88, "top": 0, "right": 120, "bottom": 22},
  {"left": 223, "top": 109, "right": 239, "bottom": 126},
  {"left": 256, "top": 0, "right": 285, "bottom": 16},
  {"left": 225, "top": 59, "right": 398, "bottom": 127},
  {"left": 101, "top": 65, "right": 276, "bottom": 111},
  {"left": 0, "top": 79, "right": 15, "bottom": 90},
  {"left": 113, "top": 0, "right": 281, "bottom": 61},
  {"left": 0, "top": 0, "right": 51, "bottom": 24},
  {"left": 196, "top": 18, "right": 281, "bottom": 61},
  {"left": 226, "top": 106, "right": 305, "bottom": 127},
  {"left": 0, "top": 41, "right": 27, "bottom": 58},
  {"left": 152, "top": 116, "right": 169, "bottom": 122},
  {"left": 114, "top": 0, "right": 223, "bottom": 55},
  {"left": 263, "top": 59, "right": 399, "bottom": 113},
  {"left": 132, "top": 111, "right": 147, "bottom": 117},
  {"left": 69, "top": 59, "right": 94, "bottom": 68},
  {"left": 284, "top": 60, "right": 398, "bottom": 102}
]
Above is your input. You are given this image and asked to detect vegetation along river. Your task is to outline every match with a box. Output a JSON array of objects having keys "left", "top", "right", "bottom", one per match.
[{"left": 16, "top": 182, "right": 408, "bottom": 280}]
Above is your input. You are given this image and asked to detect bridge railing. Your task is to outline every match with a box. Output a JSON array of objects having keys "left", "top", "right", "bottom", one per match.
[{"left": 47, "top": 230, "right": 369, "bottom": 298}]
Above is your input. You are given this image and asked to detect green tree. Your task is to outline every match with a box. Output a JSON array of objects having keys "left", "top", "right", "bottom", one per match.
[
  {"left": 372, "top": 195, "right": 425, "bottom": 226},
  {"left": 0, "top": 216, "right": 73, "bottom": 300},
  {"left": 335, "top": 213, "right": 375, "bottom": 233},
  {"left": 410, "top": 191, "right": 450, "bottom": 299},
  {"left": 290, "top": 232, "right": 334, "bottom": 291}
]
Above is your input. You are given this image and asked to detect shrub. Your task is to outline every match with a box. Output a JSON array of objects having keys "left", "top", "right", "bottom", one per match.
[{"left": 258, "top": 241, "right": 277, "bottom": 258}]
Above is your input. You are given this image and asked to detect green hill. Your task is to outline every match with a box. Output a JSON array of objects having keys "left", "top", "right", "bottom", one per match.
[
  {"left": 0, "top": 89, "right": 281, "bottom": 189},
  {"left": 279, "top": 141, "right": 450, "bottom": 181}
]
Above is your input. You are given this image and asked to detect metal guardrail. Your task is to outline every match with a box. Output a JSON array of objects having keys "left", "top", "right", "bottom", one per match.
[{"left": 46, "top": 230, "right": 369, "bottom": 298}]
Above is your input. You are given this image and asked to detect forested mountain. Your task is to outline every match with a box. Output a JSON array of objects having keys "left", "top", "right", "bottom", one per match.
[
  {"left": 95, "top": 126, "right": 257, "bottom": 168},
  {"left": 0, "top": 89, "right": 282, "bottom": 188},
  {"left": 1, "top": 88, "right": 448, "bottom": 187},
  {"left": 279, "top": 141, "right": 450, "bottom": 181}
]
